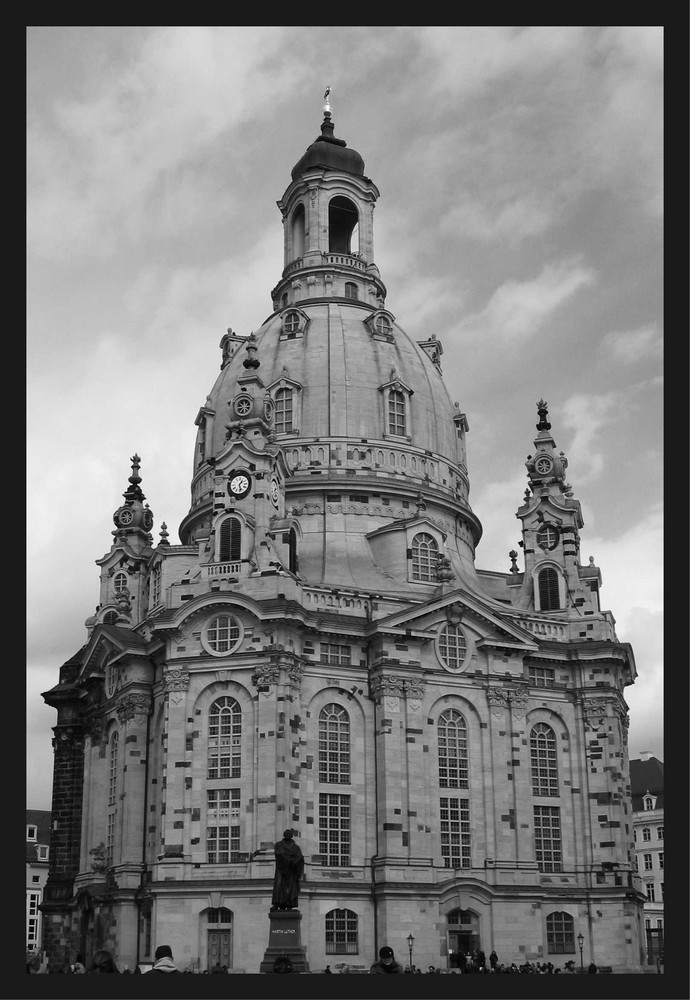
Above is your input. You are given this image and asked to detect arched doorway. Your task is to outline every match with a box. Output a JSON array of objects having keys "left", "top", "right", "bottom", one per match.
[
  {"left": 206, "top": 907, "right": 233, "bottom": 970},
  {"left": 446, "top": 907, "right": 481, "bottom": 967}
]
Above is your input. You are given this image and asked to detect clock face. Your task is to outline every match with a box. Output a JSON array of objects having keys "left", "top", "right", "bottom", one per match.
[
  {"left": 229, "top": 473, "right": 251, "bottom": 498},
  {"left": 270, "top": 478, "right": 280, "bottom": 507},
  {"left": 534, "top": 456, "right": 553, "bottom": 475},
  {"left": 118, "top": 508, "right": 134, "bottom": 526}
]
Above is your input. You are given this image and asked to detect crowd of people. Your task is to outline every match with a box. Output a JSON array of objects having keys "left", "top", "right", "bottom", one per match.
[
  {"left": 367, "top": 946, "right": 600, "bottom": 975},
  {"left": 29, "top": 943, "right": 603, "bottom": 975}
]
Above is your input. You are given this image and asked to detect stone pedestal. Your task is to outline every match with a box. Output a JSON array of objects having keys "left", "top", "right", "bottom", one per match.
[{"left": 259, "top": 909, "right": 310, "bottom": 973}]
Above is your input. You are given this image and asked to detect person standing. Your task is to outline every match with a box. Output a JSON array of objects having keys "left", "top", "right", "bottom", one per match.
[
  {"left": 369, "top": 946, "right": 404, "bottom": 973},
  {"left": 271, "top": 829, "right": 305, "bottom": 910},
  {"left": 146, "top": 944, "right": 179, "bottom": 974},
  {"left": 489, "top": 949, "right": 498, "bottom": 970},
  {"left": 89, "top": 950, "right": 118, "bottom": 973}
]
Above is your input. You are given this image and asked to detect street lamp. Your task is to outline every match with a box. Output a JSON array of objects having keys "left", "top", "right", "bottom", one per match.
[
  {"left": 577, "top": 931, "right": 584, "bottom": 974},
  {"left": 407, "top": 933, "right": 414, "bottom": 970}
]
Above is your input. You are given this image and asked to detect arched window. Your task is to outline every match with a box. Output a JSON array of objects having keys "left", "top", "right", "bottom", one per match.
[
  {"left": 374, "top": 314, "right": 392, "bottom": 337},
  {"left": 275, "top": 388, "right": 293, "bottom": 433},
  {"left": 208, "top": 697, "right": 242, "bottom": 779},
  {"left": 344, "top": 281, "right": 358, "bottom": 300},
  {"left": 438, "top": 709, "right": 468, "bottom": 787},
  {"left": 107, "top": 731, "right": 119, "bottom": 866},
  {"left": 105, "top": 659, "right": 117, "bottom": 698},
  {"left": 288, "top": 526, "right": 298, "bottom": 573},
  {"left": 113, "top": 572, "right": 128, "bottom": 592},
  {"left": 283, "top": 311, "right": 300, "bottom": 335},
  {"left": 438, "top": 624, "right": 467, "bottom": 671},
  {"left": 219, "top": 517, "right": 241, "bottom": 562},
  {"left": 530, "top": 723, "right": 559, "bottom": 796},
  {"left": 546, "top": 912, "right": 575, "bottom": 954},
  {"left": 411, "top": 533, "right": 438, "bottom": 581},
  {"left": 440, "top": 796, "right": 471, "bottom": 869},
  {"left": 328, "top": 196, "right": 359, "bottom": 254},
  {"left": 325, "top": 908, "right": 358, "bottom": 955},
  {"left": 388, "top": 389, "right": 406, "bottom": 435},
  {"left": 291, "top": 203, "right": 305, "bottom": 259},
  {"left": 538, "top": 567, "right": 560, "bottom": 610},
  {"left": 152, "top": 563, "right": 162, "bottom": 607},
  {"left": 534, "top": 806, "right": 562, "bottom": 872},
  {"left": 319, "top": 704, "right": 350, "bottom": 784},
  {"left": 642, "top": 827, "right": 651, "bottom": 841},
  {"left": 108, "top": 731, "right": 119, "bottom": 805},
  {"left": 103, "top": 610, "right": 118, "bottom": 625},
  {"left": 206, "top": 789, "right": 240, "bottom": 864}
]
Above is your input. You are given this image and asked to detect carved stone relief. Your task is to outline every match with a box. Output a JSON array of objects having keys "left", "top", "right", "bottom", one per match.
[
  {"left": 52, "top": 727, "right": 85, "bottom": 757},
  {"left": 116, "top": 693, "right": 152, "bottom": 725}
]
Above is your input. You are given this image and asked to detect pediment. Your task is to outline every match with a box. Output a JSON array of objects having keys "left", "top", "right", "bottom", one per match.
[
  {"left": 366, "top": 514, "right": 447, "bottom": 542},
  {"left": 374, "top": 587, "right": 538, "bottom": 651},
  {"left": 82, "top": 624, "right": 149, "bottom": 673}
]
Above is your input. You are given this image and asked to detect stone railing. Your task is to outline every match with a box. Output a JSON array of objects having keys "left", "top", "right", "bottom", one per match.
[
  {"left": 206, "top": 561, "right": 242, "bottom": 579},
  {"left": 512, "top": 616, "right": 568, "bottom": 640}
]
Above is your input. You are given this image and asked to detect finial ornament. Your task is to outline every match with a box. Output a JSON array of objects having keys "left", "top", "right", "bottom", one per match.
[
  {"left": 323, "top": 85, "right": 331, "bottom": 116},
  {"left": 129, "top": 454, "right": 142, "bottom": 484},
  {"left": 536, "top": 399, "right": 551, "bottom": 432}
]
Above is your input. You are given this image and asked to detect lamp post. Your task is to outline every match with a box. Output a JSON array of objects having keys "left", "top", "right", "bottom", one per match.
[
  {"left": 407, "top": 933, "right": 414, "bottom": 971},
  {"left": 577, "top": 932, "right": 584, "bottom": 974}
]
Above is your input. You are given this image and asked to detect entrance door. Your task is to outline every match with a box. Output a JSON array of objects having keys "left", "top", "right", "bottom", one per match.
[
  {"left": 208, "top": 930, "right": 232, "bottom": 969},
  {"left": 446, "top": 908, "right": 481, "bottom": 967}
]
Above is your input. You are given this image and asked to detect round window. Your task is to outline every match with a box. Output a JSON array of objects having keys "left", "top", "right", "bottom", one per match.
[
  {"left": 234, "top": 395, "right": 253, "bottom": 417},
  {"left": 202, "top": 614, "right": 243, "bottom": 656},
  {"left": 437, "top": 623, "right": 468, "bottom": 671},
  {"left": 536, "top": 525, "right": 559, "bottom": 550},
  {"left": 534, "top": 455, "right": 553, "bottom": 476}
]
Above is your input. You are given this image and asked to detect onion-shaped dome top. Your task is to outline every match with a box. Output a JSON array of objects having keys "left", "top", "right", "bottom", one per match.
[{"left": 291, "top": 110, "right": 365, "bottom": 180}]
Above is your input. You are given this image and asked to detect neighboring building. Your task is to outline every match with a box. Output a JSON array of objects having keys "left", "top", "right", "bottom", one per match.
[
  {"left": 630, "top": 753, "right": 664, "bottom": 966},
  {"left": 41, "top": 100, "right": 646, "bottom": 974},
  {"left": 26, "top": 809, "right": 51, "bottom": 961}
]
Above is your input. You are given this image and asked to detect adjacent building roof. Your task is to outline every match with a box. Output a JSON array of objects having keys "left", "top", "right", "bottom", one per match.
[
  {"left": 629, "top": 756, "right": 664, "bottom": 810},
  {"left": 26, "top": 809, "right": 51, "bottom": 864}
]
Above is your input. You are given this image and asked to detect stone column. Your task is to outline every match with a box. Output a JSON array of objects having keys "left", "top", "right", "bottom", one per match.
[
  {"left": 370, "top": 671, "right": 406, "bottom": 859},
  {"left": 159, "top": 670, "right": 190, "bottom": 860},
  {"left": 115, "top": 692, "right": 152, "bottom": 868}
]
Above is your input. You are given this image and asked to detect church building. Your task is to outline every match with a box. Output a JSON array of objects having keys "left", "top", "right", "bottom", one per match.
[{"left": 41, "top": 97, "right": 646, "bottom": 974}]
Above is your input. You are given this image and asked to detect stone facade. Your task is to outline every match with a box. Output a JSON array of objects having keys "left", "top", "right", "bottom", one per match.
[{"left": 41, "top": 102, "right": 646, "bottom": 974}]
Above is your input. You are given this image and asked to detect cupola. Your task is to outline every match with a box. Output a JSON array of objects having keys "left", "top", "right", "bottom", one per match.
[{"left": 271, "top": 89, "right": 385, "bottom": 311}]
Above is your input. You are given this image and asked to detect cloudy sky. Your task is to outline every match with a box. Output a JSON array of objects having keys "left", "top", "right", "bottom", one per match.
[{"left": 27, "top": 26, "right": 663, "bottom": 810}]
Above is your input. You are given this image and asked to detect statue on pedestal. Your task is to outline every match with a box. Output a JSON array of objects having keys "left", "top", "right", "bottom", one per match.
[{"left": 270, "top": 829, "right": 304, "bottom": 911}]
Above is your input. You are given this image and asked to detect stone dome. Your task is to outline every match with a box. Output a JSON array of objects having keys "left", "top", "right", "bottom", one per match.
[
  {"left": 290, "top": 112, "right": 365, "bottom": 180},
  {"left": 182, "top": 110, "right": 482, "bottom": 590}
]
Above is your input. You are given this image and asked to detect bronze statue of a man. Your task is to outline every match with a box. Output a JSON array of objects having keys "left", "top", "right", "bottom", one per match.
[{"left": 271, "top": 829, "right": 304, "bottom": 911}]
